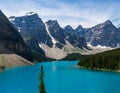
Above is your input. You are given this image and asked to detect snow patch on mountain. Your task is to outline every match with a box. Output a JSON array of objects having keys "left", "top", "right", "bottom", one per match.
[
  {"left": 79, "top": 43, "right": 115, "bottom": 55},
  {"left": 45, "top": 23, "right": 57, "bottom": 48},
  {"left": 25, "top": 12, "right": 37, "bottom": 16},
  {"left": 18, "top": 27, "right": 21, "bottom": 32},
  {"left": 87, "top": 43, "right": 113, "bottom": 49},
  {"left": 9, "top": 17, "right": 15, "bottom": 21}
]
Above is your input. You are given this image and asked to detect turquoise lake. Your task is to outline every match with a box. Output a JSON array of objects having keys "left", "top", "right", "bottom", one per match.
[{"left": 0, "top": 61, "right": 120, "bottom": 93}]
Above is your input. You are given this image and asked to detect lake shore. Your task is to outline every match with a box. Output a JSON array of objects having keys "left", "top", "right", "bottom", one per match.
[
  {"left": 0, "top": 54, "right": 34, "bottom": 72},
  {"left": 78, "top": 65, "right": 120, "bottom": 73}
]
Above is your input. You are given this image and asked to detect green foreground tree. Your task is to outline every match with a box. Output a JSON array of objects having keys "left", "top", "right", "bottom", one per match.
[{"left": 39, "top": 66, "right": 46, "bottom": 93}]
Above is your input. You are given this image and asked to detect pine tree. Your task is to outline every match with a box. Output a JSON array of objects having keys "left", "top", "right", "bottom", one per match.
[{"left": 39, "top": 66, "right": 46, "bottom": 93}]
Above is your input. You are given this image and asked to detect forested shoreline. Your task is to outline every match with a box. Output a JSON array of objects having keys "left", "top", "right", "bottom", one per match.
[{"left": 78, "top": 48, "right": 120, "bottom": 71}]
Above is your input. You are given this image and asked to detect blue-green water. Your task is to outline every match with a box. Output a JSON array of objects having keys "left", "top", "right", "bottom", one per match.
[{"left": 0, "top": 61, "right": 120, "bottom": 93}]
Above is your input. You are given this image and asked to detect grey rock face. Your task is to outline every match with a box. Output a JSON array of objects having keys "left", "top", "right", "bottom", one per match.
[
  {"left": 45, "top": 20, "right": 66, "bottom": 49},
  {"left": 64, "top": 25, "right": 88, "bottom": 49},
  {"left": 45, "top": 20, "right": 88, "bottom": 49},
  {"left": 25, "top": 37, "right": 45, "bottom": 55},
  {"left": 0, "top": 10, "right": 33, "bottom": 61},
  {"left": 75, "top": 25, "right": 85, "bottom": 38},
  {"left": 9, "top": 12, "right": 53, "bottom": 54},
  {"left": 65, "top": 25, "right": 85, "bottom": 38},
  {"left": 85, "top": 20, "right": 120, "bottom": 47},
  {"left": 64, "top": 25, "right": 74, "bottom": 34},
  {"left": 10, "top": 13, "right": 88, "bottom": 51}
]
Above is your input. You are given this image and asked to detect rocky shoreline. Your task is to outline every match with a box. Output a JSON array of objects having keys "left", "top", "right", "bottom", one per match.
[
  {"left": 78, "top": 65, "right": 120, "bottom": 73},
  {"left": 0, "top": 54, "right": 34, "bottom": 72}
]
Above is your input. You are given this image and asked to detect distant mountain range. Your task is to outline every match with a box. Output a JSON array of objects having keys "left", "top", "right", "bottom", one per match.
[
  {"left": 9, "top": 12, "right": 120, "bottom": 59},
  {"left": 85, "top": 20, "right": 120, "bottom": 47},
  {"left": 9, "top": 12, "right": 88, "bottom": 59}
]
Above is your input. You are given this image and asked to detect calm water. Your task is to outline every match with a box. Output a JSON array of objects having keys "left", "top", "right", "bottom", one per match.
[{"left": 0, "top": 61, "right": 120, "bottom": 93}]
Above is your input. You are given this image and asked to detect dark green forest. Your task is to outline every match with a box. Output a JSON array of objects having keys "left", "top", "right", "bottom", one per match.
[
  {"left": 32, "top": 50, "right": 55, "bottom": 62},
  {"left": 78, "top": 48, "right": 120, "bottom": 71},
  {"left": 61, "top": 53, "right": 84, "bottom": 61}
]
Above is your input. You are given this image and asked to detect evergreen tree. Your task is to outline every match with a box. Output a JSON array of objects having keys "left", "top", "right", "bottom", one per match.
[
  {"left": 39, "top": 66, "right": 46, "bottom": 93},
  {"left": 78, "top": 48, "right": 120, "bottom": 71}
]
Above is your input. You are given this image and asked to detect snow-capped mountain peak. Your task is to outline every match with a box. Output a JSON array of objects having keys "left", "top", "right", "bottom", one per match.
[
  {"left": 85, "top": 20, "right": 120, "bottom": 47},
  {"left": 25, "top": 12, "right": 37, "bottom": 16},
  {"left": 104, "top": 20, "right": 112, "bottom": 25},
  {"left": 9, "top": 12, "right": 120, "bottom": 59},
  {"left": 9, "top": 16, "right": 16, "bottom": 21}
]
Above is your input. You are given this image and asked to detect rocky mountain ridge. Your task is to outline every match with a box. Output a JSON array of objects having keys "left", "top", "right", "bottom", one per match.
[
  {"left": 0, "top": 10, "right": 33, "bottom": 61},
  {"left": 9, "top": 12, "right": 88, "bottom": 59},
  {"left": 9, "top": 12, "right": 120, "bottom": 59},
  {"left": 0, "top": 10, "right": 35, "bottom": 69}
]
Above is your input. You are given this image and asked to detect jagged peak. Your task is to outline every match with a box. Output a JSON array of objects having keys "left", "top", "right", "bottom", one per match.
[
  {"left": 99, "top": 20, "right": 114, "bottom": 28},
  {"left": 104, "top": 20, "right": 113, "bottom": 25},
  {"left": 9, "top": 16, "right": 16, "bottom": 21},
  {"left": 45, "top": 20, "right": 59, "bottom": 27},
  {"left": 92, "top": 20, "right": 114, "bottom": 29},
  {"left": 25, "top": 12, "right": 37, "bottom": 16},
  {"left": 46, "top": 20, "right": 58, "bottom": 23},
  {"left": 64, "top": 25, "right": 73, "bottom": 30},
  {"left": 75, "top": 25, "right": 83, "bottom": 30},
  {"left": 9, "top": 12, "right": 39, "bottom": 20},
  {"left": 9, "top": 16, "right": 16, "bottom": 19}
]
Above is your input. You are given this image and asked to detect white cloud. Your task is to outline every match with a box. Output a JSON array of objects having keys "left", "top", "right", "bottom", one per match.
[{"left": 0, "top": 0, "right": 120, "bottom": 28}]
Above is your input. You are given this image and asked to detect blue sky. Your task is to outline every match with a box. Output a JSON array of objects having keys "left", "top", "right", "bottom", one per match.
[{"left": 0, "top": 0, "right": 120, "bottom": 28}]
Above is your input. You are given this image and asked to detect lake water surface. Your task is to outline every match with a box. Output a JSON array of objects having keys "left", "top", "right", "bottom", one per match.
[{"left": 0, "top": 61, "right": 120, "bottom": 93}]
